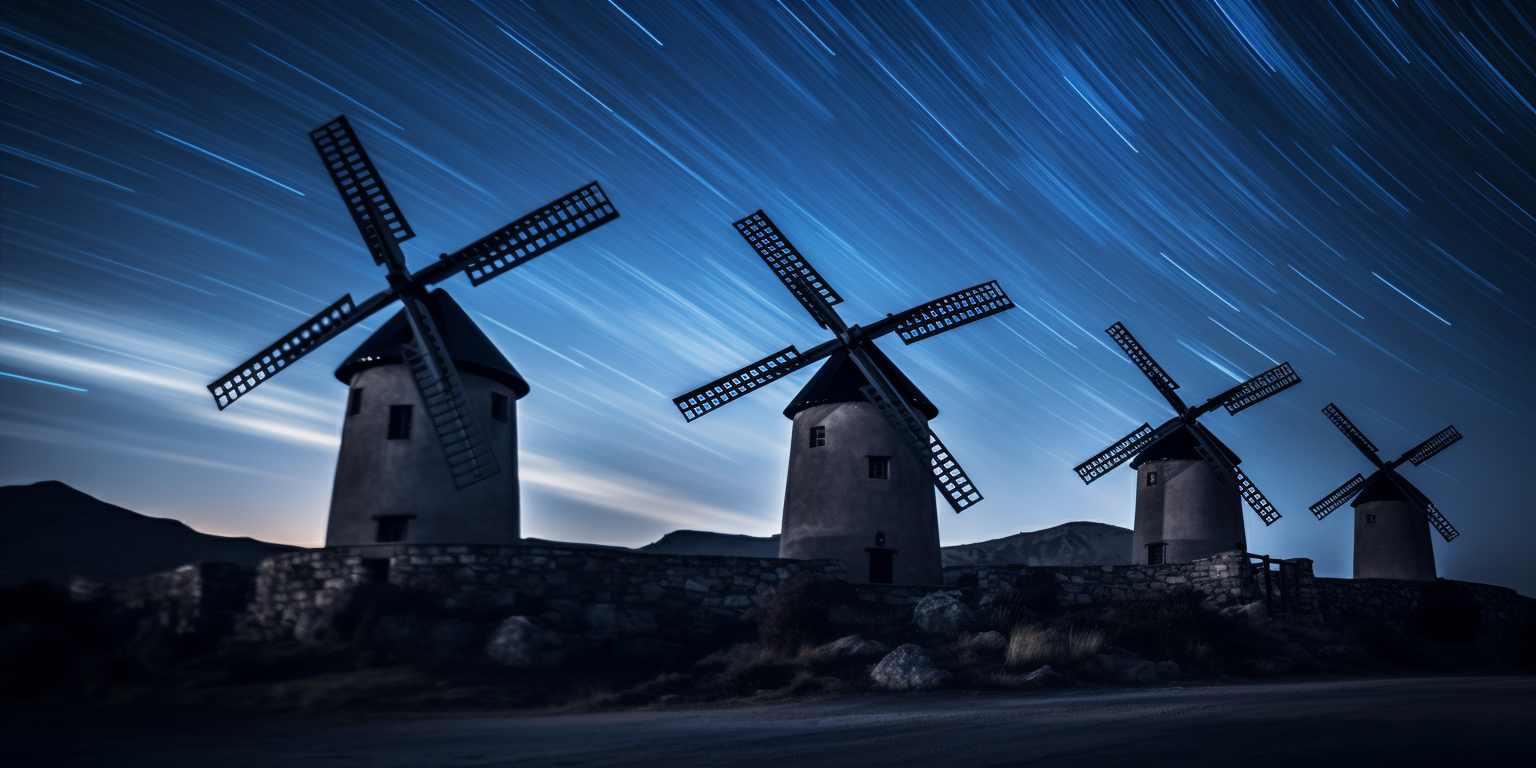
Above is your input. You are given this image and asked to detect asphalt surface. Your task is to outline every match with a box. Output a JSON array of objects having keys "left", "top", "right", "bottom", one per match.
[{"left": 7, "top": 676, "right": 1533, "bottom": 767}]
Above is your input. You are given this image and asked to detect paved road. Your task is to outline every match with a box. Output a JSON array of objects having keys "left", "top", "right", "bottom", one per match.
[{"left": 8, "top": 676, "right": 1533, "bottom": 767}]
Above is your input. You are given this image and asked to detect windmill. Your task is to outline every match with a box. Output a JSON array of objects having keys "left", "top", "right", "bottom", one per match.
[
  {"left": 673, "top": 211, "right": 1015, "bottom": 584},
  {"left": 1073, "top": 322, "right": 1301, "bottom": 565},
  {"left": 206, "top": 115, "right": 619, "bottom": 548},
  {"left": 1309, "top": 403, "right": 1461, "bottom": 581}
]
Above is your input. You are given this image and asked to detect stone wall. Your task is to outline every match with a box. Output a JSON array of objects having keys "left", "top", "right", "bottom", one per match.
[
  {"left": 244, "top": 544, "right": 846, "bottom": 642},
  {"left": 1315, "top": 577, "right": 1536, "bottom": 655},
  {"left": 71, "top": 562, "right": 255, "bottom": 635},
  {"left": 941, "top": 550, "right": 1266, "bottom": 610}
]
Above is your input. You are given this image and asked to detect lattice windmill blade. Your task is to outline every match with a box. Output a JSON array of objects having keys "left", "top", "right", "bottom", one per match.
[
  {"left": 396, "top": 293, "right": 500, "bottom": 489},
  {"left": 1185, "top": 422, "right": 1236, "bottom": 484},
  {"left": 433, "top": 182, "right": 621, "bottom": 287},
  {"left": 927, "top": 429, "right": 983, "bottom": 513},
  {"left": 1233, "top": 467, "right": 1281, "bottom": 525},
  {"left": 846, "top": 346, "right": 985, "bottom": 513},
  {"left": 847, "top": 347, "right": 930, "bottom": 454},
  {"left": 886, "top": 281, "right": 1016, "bottom": 345},
  {"left": 1208, "top": 362, "right": 1302, "bottom": 416},
  {"left": 1310, "top": 473, "right": 1366, "bottom": 520},
  {"left": 673, "top": 346, "right": 816, "bottom": 422},
  {"left": 311, "top": 115, "right": 415, "bottom": 265},
  {"left": 1401, "top": 425, "right": 1462, "bottom": 467},
  {"left": 1423, "top": 499, "right": 1460, "bottom": 542},
  {"left": 733, "top": 210, "right": 843, "bottom": 328},
  {"left": 208, "top": 292, "right": 384, "bottom": 409},
  {"left": 1322, "top": 403, "right": 1383, "bottom": 466},
  {"left": 1105, "top": 322, "right": 1185, "bottom": 413},
  {"left": 1073, "top": 422, "right": 1157, "bottom": 484},
  {"left": 1390, "top": 473, "right": 1460, "bottom": 542}
]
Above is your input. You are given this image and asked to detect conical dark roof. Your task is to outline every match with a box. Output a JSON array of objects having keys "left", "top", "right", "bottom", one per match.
[
  {"left": 782, "top": 343, "right": 938, "bottom": 420},
  {"left": 1128, "top": 423, "right": 1242, "bottom": 469},
  {"left": 334, "top": 289, "right": 530, "bottom": 398},
  {"left": 1351, "top": 469, "right": 1420, "bottom": 507}
]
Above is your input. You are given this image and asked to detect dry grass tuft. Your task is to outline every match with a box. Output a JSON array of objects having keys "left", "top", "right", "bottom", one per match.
[{"left": 1005, "top": 624, "right": 1105, "bottom": 669}]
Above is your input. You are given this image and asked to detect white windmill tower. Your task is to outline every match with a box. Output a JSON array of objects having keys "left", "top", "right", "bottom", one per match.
[
  {"left": 673, "top": 211, "right": 1016, "bottom": 585},
  {"left": 1073, "top": 322, "right": 1302, "bottom": 565},
  {"left": 1309, "top": 403, "right": 1462, "bottom": 580},
  {"left": 206, "top": 115, "right": 620, "bottom": 549}
]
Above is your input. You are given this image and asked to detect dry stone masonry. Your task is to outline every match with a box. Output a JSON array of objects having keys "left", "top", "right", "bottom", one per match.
[{"left": 73, "top": 545, "right": 1533, "bottom": 663}]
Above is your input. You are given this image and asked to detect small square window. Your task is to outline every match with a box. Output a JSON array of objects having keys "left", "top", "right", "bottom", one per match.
[
  {"left": 347, "top": 388, "right": 364, "bottom": 416},
  {"left": 375, "top": 515, "right": 412, "bottom": 543},
  {"left": 868, "top": 456, "right": 889, "bottom": 479},
  {"left": 1148, "top": 543, "right": 1167, "bottom": 565},
  {"left": 1146, "top": 471, "right": 1158, "bottom": 486},
  {"left": 810, "top": 425, "right": 826, "bottom": 447},
  {"left": 491, "top": 392, "right": 509, "bottom": 422},
  {"left": 1366, "top": 513, "right": 1377, "bottom": 524},
  {"left": 387, "top": 405, "right": 413, "bottom": 440}
]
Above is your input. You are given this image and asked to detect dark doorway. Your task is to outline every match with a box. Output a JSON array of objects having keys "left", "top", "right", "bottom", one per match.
[
  {"left": 1148, "top": 542, "right": 1167, "bottom": 565},
  {"left": 365, "top": 558, "right": 390, "bottom": 583},
  {"left": 866, "top": 548, "right": 895, "bottom": 584}
]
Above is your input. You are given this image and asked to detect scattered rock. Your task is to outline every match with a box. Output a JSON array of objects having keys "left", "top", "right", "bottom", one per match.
[
  {"left": 1220, "top": 601, "right": 1268, "bottom": 624},
  {"left": 1245, "top": 656, "right": 1295, "bottom": 676},
  {"left": 1087, "top": 654, "right": 1180, "bottom": 684},
  {"left": 960, "top": 631, "right": 1007, "bottom": 653},
  {"left": 871, "top": 644, "right": 951, "bottom": 691},
  {"left": 1315, "top": 645, "right": 1354, "bottom": 662},
  {"left": 609, "top": 638, "right": 683, "bottom": 668},
  {"left": 1023, "top": 664, "right": 1070, "bottom": 686},
  {"left": 693, "top": 642, "right": 759, "bottom": 670},
  {"left": 484, "top": 615, "right": 570, "bottom": 667},
  {"left": 814, "top": 635, "right": 890, "bottom": 659},
  {"left": 913, "top": 591, "right": 975, "bottom": 634}
]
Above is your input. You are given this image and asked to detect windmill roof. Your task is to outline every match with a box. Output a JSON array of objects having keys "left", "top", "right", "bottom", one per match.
[
  {"left": 334, "top": 289, "right": 530, "bottom": 398},
  {"left": 1351, "top": 470, "right": 1422, "bottom": 507},
  {"left": 1128, "top": 423, "right": 1242, "bottom": 469},
  {"left": 782, "top": 344, "right": 938, "bottom": 420}
]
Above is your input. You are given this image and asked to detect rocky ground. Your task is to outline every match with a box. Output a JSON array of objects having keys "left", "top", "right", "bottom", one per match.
[{"left": 2, "top": 572, "right": 1528, "bottom": 719}]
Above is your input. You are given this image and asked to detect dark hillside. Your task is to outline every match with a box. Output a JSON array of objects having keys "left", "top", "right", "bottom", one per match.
[{"left": 0, "top": 481, "right": 300, "bottom": 586}]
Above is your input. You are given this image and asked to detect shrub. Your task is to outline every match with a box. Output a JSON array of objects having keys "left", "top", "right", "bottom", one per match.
[
  {"left": 758, "top": 573, "right": 832, "bottom": 655},
  {"left": 1412, "top": 582, "right": 1481, "bottom": 644},
  {"left": 1103, "top": 588, "right": 1242, "bottom": 666}
]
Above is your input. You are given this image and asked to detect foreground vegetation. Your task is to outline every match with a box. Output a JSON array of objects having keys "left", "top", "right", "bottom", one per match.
[{"left": 1, "top": 575, "right": 1529, "bottom": 717}]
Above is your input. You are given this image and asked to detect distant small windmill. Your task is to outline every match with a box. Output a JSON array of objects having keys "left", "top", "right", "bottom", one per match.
[
  {"left": 1309, "top": 403, "right": 1461, "bottom": 581},
  {"left": 1074, "top": 322, "right": 1301, "bottom": 565},
  {"left": 207, "top": 115, "right": 619, "bottom": 547},
  {"left": 673, "top": 211, "right": 1015, "bottom": 584}
]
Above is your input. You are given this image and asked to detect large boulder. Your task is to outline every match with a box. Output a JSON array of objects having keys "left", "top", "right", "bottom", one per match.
[
  {"left": 484, "top": 616, "right": 573, "bottom": 667},
  {"left": 913, "top": 591, "right": 975, "bottom": 634},
  {"left": 814, "top": 635, "right": 890, "bottom": 660},
  {"left": 871, "top": 644, "right": 951, "bottom": 691},
  {"left": 1219, "top": 601, "right": 1268, "bottom": 624}
]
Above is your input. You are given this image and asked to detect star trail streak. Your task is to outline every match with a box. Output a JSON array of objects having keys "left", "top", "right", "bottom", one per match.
[{"left": 0, "top": 1, "right": 1532, "bottom": 593}]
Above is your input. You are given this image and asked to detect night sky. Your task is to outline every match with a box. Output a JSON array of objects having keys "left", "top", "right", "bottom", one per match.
[{"left": 3, "top": 1, "right": 1533, "bottom": 594}]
